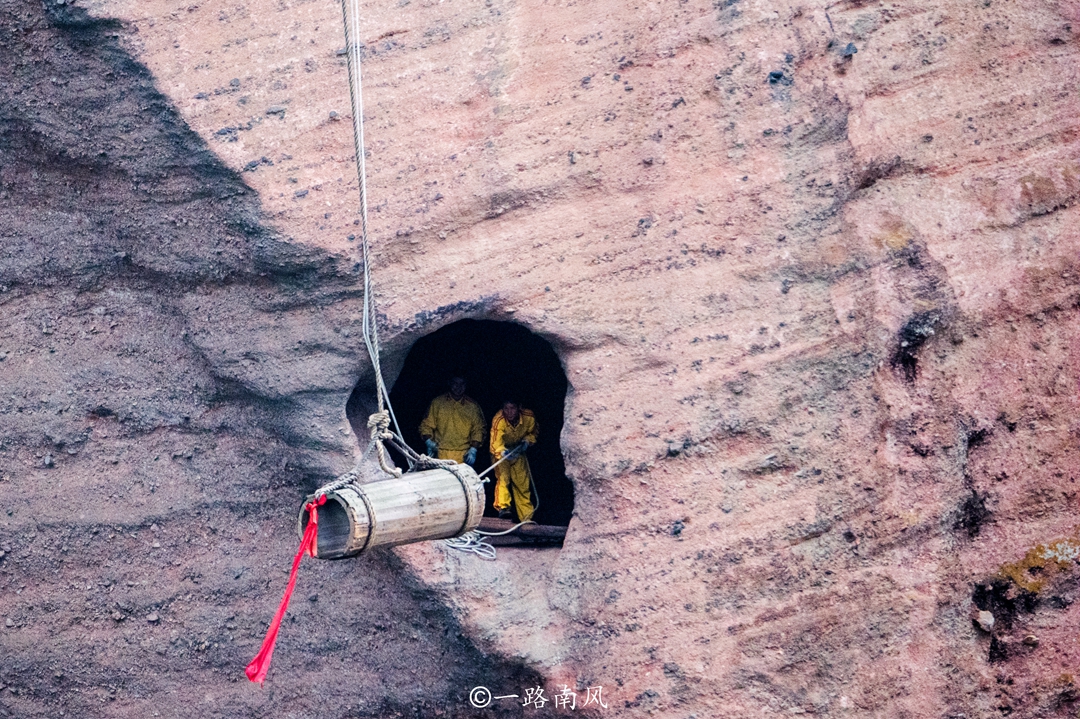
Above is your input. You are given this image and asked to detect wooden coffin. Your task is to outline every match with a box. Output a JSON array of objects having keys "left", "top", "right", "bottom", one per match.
[{"left": 299, "top": 464, "right": 485, "bottom": 559}]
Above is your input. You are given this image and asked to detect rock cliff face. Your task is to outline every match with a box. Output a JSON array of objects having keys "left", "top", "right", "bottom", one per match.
[{"left": 2, "top": 0, "right": 1080, "bottom": 716}]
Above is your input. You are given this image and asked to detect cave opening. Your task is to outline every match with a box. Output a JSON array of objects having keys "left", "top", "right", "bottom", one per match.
[{"left": 378, "top": 319, "right": 574, "bottom": 527}]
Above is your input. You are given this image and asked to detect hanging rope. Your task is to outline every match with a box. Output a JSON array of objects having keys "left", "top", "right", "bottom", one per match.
[
  {"left": 339, "top": 0, "right": 412, "bottom": 469},
  {"left": 247, "top": 1, "right": 480, "bottom": 687}
]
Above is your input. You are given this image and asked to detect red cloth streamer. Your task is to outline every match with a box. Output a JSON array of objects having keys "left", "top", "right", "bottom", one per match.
[{"left": 245, "top": 494, "right": 326, "bottom": 685}]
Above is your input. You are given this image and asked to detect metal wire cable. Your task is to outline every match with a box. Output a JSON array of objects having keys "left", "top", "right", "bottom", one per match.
[{"left": 339, "top": 0, "right": 414, "bottom": 471}]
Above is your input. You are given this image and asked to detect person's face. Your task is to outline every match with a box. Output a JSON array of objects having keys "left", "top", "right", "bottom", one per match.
[
  {"left": 449, "top": 377, "right": 466, "bottom": 398},
  {"left": 503, "top": 402, "right": 520, "bottom": 423}
]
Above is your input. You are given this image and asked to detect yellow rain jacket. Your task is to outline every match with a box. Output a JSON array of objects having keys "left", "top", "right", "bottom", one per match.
[
  {"left": 490, "top": 409, "right": 538, "bottom": 522},
  {"left": 419, "top": 393, "right": 485, "bottom": 463}
]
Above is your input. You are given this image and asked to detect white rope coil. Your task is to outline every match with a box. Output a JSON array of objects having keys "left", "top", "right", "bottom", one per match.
[{"left": 442, "top": 531, "right": 497, "bottom": 560}]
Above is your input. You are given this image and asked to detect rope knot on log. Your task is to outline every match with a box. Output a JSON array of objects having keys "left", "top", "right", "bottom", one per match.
[
  {"left": 367, "top": 410, "right": 393, "bottom": 439},
  {"left": 367, "top": 411, "right": 402, "bottom": 478}
]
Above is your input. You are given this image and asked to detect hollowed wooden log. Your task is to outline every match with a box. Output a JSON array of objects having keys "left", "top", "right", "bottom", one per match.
[{"left": 298, "top": 465, "right": 485, "bottom": 559}]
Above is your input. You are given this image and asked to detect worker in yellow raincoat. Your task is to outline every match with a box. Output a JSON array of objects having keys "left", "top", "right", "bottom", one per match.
[
  {"left": 490, "top": 400, "right": 538, "bottom": 522},
  {"left": 419, "top": 376, "right": 485, "bottom": 465}
]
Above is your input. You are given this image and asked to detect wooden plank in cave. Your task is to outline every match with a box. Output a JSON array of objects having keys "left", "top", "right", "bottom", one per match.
[{"left": 476, "top": 517, "right": 567, "bottom": 546}]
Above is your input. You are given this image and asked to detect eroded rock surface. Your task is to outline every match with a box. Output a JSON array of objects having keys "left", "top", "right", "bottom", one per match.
[{"left": 3, "top": 0, "right": 1080, "bottom": 716}]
